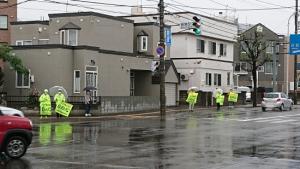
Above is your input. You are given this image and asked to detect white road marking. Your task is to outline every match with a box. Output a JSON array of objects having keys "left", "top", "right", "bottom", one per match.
[{"left": 270, "top": 119, "right": 298, "bottom": 123}]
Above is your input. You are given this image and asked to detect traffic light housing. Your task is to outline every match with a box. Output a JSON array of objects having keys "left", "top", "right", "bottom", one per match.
[{"left": 192, "top": 16, "right": 201, "bottom": 36}]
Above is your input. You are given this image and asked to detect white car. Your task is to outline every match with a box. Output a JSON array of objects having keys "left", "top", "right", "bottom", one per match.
[
  {"left": 0, "top": 106, "right": 25, "bottom": 117},
  {"left": 261, "top": 92, "right": 293, "bottom": 112}
]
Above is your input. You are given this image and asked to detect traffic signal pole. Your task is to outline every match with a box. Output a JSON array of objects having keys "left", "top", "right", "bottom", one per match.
[
  {"left": 294, "top": 0, "right": 298, "bottom": 104},
  {"left": 159, "top": 0, "right": 166, "bottom": 120}
]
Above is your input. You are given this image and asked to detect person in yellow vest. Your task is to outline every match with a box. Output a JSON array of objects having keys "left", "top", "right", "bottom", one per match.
[
  {"left": 39, "top": 89, "right": 51, "bottom": 119},
  {"left": 228, "top": 89, "right": 238, "bottom": 108},
  {"left": 54, "top": 89, "right": 66, "bottom": 118},
  {"left": 186, "top": 90, "right": 198, "bottom": 112},
  {"left": 216, "top": 91, "right": 224, "bottom": 111}
]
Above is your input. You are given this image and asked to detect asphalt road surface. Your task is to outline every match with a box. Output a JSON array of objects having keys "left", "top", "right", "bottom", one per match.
[{"left": 1, "top": 106, "right": 300, "bottom": 169}]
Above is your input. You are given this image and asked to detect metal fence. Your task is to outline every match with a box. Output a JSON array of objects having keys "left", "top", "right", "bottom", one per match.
[{"left": 5, "top": 95, "right": 160, "bottom": 114}]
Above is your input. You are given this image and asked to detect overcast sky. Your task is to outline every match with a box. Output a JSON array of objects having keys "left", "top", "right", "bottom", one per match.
[{"left": 18, "top": 0, "right": 296, "bottom": 35}]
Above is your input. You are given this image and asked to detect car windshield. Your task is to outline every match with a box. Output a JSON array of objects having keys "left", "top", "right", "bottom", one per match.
[{"left": 265, "top": 93, "right": 279, "bottom": 98}]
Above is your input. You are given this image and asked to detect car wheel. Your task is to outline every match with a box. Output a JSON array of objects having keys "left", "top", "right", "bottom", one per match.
[
  {"left": 279, "top": 104, "right": 284, "bottom": 111},
  {"left": 290, "top": 104, "right": 293, "bottom": 111},
  {"left": 262, "top": 107, "right": 266, "bottom": 112},
  {"left": 5, "top": 136, "right": 27, "bottom": 159}
]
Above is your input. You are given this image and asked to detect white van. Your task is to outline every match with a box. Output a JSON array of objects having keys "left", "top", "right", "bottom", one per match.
[{"left": 234, "top": 86, "right": 252, "bottom": 102}]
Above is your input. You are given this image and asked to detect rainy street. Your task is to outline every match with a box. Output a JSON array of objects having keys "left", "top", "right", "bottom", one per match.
[{"left": 2, "top": 106, "right": 300, "bottom": 169}]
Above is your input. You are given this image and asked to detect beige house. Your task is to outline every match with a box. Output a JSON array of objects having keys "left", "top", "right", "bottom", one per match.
[{"left": 4, "top": 12, "right": 179, "bottom": 106}]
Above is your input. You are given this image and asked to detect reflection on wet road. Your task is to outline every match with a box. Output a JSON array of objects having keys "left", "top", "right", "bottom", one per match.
[{"left": 2, "top": 107, "right": 300, "bottom": 169}]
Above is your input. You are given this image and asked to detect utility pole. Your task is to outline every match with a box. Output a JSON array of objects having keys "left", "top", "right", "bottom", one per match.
[
  {"left": 159, "top": 0, "right": 166, "bottom": 120},
  {"left": 294, "top": 0, "right": 298, "bottom": 104},
  {"left": 272, "top": 44, "right": 277, "bottom": 92}
]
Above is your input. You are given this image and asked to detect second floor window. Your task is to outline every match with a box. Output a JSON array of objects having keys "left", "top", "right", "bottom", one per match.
[
  {"left": 213, "top": 73, "right": 221, "bottom": 86},
  {"left": 196, "top": 39, "right": 205, "bottom": 53},
  {"left": 60, "top": 29, "right": 78, "bottom": 46},
  {"left": 265, "top": 62, "right": 273, "bottom": 74},
  {"left": 234, "top": 62, "right": 247, "bottom": 72},
  {"left": 219, "top": 43, "right": 227, "bottom": 56},
  {"left": 209, "top": 41, "right": 216, "bottom": 55},
  {"left": 0, "top": 15, "right": 8, "bottom": 29},
  {"left": 206, "top": 73, "right": 212, "bottom": 86}
]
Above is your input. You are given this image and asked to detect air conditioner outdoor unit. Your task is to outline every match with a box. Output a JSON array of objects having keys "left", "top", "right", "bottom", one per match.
[{"left": 180, "top": 74, "right": 189, "bottom": 81}]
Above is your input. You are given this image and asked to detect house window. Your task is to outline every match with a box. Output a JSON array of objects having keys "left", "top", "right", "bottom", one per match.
[
  {"left": 265, "top": 62, "right": 273, "bottom": 74},
  {"left": 60, "top": 30, "right": 78, "bottom": 46},
  {"left": 214, "top": 73, "right": 221, "bottom": 86},
  {"left": 227, "top": 72, "right": 230, "bottom": 85},
  {"left": 266, "top": 41, "right": 273, "bottom": 54},
  {"left": 74, "top": 70, "right": 80, "bottom": 93},
  {"left": 38, "top": 39, "right": 49, "bottom": 45},
  {"left": 60, "top": 30, "right": 66, "bottom": 44},
  {"left": 16, "top": 71, "right": 30, "bottom": 88},
  {"left": 218, "top": 74, "right": 221, "bottom": 86},
  {"left": 219, "top": 43, "right": 227, "bottom": 56},
  {"left": 209, "top": 41, "right": 216, "bottom": 55},
  {"left": 196, "top": 39, "right": 205, "bottom": 53},
  {"left": 16, "top": 41, "right": 23, "bottom": 46},
  {"left": 68, "top": 29, "right": 78, "bottom": 46},
  {"left": 23, "top": 40, "right": 32, "bottom": 45},
  {"left": 234, "top": 62, "right": 247, "bottom": 73},
  {"left": 130, "top": 72, "right": 135, "bottom": 96},
  {"left": 16, "top": 40, "right": 32, "bottom": 46},
  {"left": 205, "top": 73, "right": 211, "bottom": 86},
  {"left": 138, "top": 36, "right": 148, "bottom": 52},
  {"left": 0, "top": 15, "right": 8, "bottom": 29}
]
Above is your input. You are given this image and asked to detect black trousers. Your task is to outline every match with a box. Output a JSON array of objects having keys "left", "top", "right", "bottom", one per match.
[{"left": 217, "top": 103, "right": 220, "bottom": 111}]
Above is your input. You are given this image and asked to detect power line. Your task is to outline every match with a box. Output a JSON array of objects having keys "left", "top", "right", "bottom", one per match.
[
  {"left": 165, "top": 4, "right": 238, "bottom": 35},
  {"left": 207, "top": 0, "right": 235, "bottom": 9},
  {"left": 32, "top": 0, "right": 132, "bottom": 15},
  {"left": 253, "top": 0, "right": 289, "bottom": 8},
  {"left": 148, "top": 0, "right": 294, "bottom": 11},
  {"left": 0, "top": 0, "right": 34, "bottom": 9},
  {"left": 69, "top": 0, "right": 157, "bottom": 9},
  {"left": 167, "top": 0, "right": 238, "bottom": 32}
]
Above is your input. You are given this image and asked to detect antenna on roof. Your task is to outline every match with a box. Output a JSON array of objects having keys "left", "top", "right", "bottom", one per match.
[{"left": 66, "top": 0, "right": 69, "bottom": 12}]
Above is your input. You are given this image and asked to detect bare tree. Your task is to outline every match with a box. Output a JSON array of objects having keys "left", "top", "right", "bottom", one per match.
[{"left": 239, "top": 31, "right": 272, "bottom": 107}]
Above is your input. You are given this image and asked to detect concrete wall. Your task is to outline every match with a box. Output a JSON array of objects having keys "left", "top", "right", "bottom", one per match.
[
  {"left": 48, "top": 15, "right": 134, "bottom": 53},
  {"left": 11, "top": 23, "right": 49, "bottom": 45},
  {"left": 4, "top": 48, "right": 73, "bottom": 96}
]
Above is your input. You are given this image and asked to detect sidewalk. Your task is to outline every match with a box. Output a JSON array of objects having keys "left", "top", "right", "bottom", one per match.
[{"left": 26, "top": 104, "right": 271, "bottom": 124}]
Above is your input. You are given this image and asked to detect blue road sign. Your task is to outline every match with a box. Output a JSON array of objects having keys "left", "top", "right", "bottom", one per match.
[
  {"left": 156, "top": 46, "right": 165, "bottom": 56},
  {"left": 165, "top": 27, "right": 172, "bottom": 47},
  {"left": 290, "top": 34, "right": 300, "bottom": 55}
]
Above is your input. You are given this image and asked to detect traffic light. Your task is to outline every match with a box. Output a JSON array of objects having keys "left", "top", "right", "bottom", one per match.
[{"left": 192, "top": 16, "right": 201, "bottom": 36}]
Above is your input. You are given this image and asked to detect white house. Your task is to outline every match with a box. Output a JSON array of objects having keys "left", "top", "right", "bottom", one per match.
[{"left": 126, "top": 11, "right": 238, "bottom": 105}]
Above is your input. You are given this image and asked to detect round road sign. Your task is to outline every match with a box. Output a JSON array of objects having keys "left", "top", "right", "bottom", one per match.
[{"left": 156, "top": 46, "right": 165, "bottom": 56}]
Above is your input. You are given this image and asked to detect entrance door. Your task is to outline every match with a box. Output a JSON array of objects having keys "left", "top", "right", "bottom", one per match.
[{"left": 85, "top": 66, "right": 98, "bottom": 103}]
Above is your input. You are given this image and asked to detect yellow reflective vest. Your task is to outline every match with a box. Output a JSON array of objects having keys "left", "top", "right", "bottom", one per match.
[
  {"left": 39, "top": 93, "right": 51, "bottom": 116},
  {"left": 228, "top": 92, "right": 238, "bottom": 103},
  {"left": 216, "top": 93, "right": 225, "bottom": 106},
  {"left": 54, "top": 93, "right": 66, "bottom": 105}
]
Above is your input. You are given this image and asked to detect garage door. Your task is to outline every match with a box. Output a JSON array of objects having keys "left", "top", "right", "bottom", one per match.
[{"left": 165, "top": 83, "right": 176, "bottom": 106}]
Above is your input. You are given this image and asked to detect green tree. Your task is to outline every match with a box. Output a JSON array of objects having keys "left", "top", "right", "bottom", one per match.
[
  {"left": 239, "top": 31, "right": 272, "bottom": 107},
  {"left": 0, "top": 45, "right": 28, "bottom": 90}
]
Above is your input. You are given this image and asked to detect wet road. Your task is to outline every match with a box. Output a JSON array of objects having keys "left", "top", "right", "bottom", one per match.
[{"left": 2, "top": 106, "right": 300, "bottom": 169}]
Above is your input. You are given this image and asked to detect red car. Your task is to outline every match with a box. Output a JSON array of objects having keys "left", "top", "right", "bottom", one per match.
[{"left": 0, "top": 112, "right": 33, "bottom": 159}]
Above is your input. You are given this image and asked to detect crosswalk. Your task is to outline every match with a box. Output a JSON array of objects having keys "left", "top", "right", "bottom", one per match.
[{"left": 204, "top": 113, "right": 300, "bottom": 125}]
